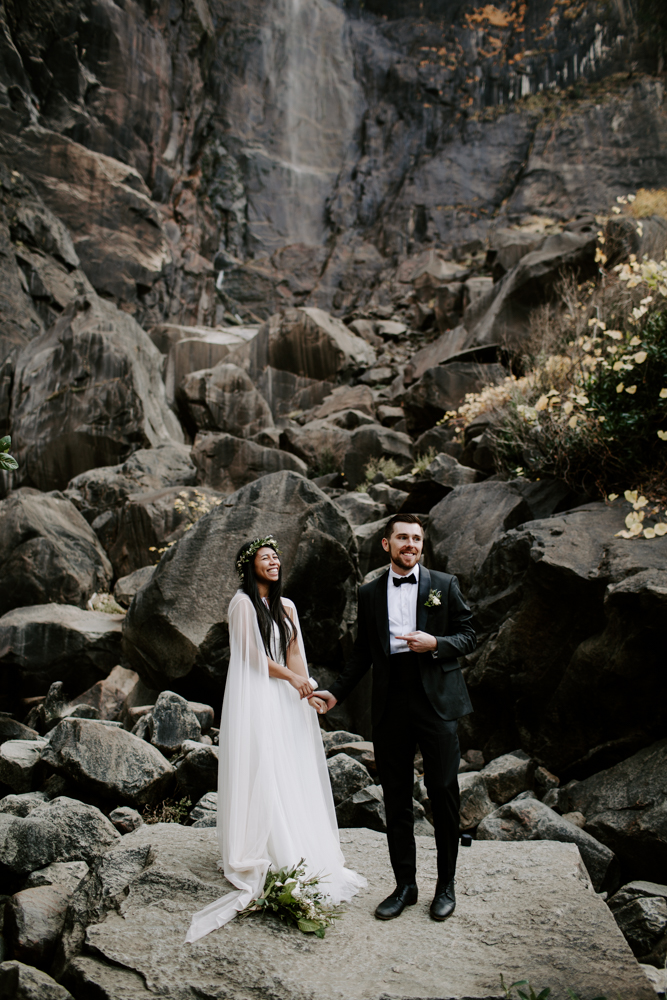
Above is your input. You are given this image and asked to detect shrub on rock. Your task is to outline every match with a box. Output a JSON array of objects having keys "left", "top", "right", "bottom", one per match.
[
  {"left": 403, "top": 363, "right": 506, "bottom": 433},
  {"left": 95, "top": 484, "right": 225, "bottom": 579},
  {"left": 0, "top": 489, "right": 112, "bottom": 616},
  {"left": 122, "top": 471, "right": 359, "bottom": 690},
  {"left": 343, "top": 425, "right": 413, "bottom": 489}
]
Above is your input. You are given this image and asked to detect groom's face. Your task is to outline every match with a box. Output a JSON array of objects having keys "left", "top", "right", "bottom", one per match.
[{"left": 382, "top": 522, "right": 424, "bottom": 572}]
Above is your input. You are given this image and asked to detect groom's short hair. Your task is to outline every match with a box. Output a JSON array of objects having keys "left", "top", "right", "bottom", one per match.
[{"left": 383, "top": 513, "right": 424, "bottom": 539}]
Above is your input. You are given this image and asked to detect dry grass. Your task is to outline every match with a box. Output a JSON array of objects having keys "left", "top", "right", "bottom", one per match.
[{"left": 628, "top": 188, "right": 667, "bottom": 219}]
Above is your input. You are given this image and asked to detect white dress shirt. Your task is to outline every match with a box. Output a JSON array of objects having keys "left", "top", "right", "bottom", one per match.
[{"left": 387, "top": 562, "right": 420, "bottom": 654}]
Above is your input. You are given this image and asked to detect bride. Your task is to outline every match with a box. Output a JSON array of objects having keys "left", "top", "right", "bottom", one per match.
[{"left": 186, "top": 535, "right": 366, "bottom": 942}]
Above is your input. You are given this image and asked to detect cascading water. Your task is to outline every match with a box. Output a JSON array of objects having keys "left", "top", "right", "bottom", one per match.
[{"left": 227, "top": 0, "right": 363, "bottom": 252}]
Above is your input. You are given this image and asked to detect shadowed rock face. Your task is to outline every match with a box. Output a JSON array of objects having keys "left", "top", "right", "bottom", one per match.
[
  {"left": 1, "top": 1, "right": 664, "bottom": 324},
  {"left": 10, "top": 297, "right": 182, "bottom": 492},
  {"left": 122, "top": 471, "right": 359, "bottom": 693},
  {"left": 0, "top": 489, "right": 112, "bottom": 616},
  {"left": 0, "top": 605, "right": 124, "bottom": 698},
  {"left": 435, "top": 490, "right": 667, "bottom": 775}
]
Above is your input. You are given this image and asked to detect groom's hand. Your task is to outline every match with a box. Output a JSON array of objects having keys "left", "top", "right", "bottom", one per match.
[
  {"left": 309, "top": 690, "right": 337, "bottom": 712},
  {"left": 396, "top": 631, "right": 438, "bottom": 653}
]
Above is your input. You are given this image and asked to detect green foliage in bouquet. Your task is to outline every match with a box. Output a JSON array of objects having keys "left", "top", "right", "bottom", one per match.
[
  {"left": 0, "top": 436, "right": 18, "bottom": 472},
  {"left": 240, "top": 859, "right": 342, "bottom": 938}
]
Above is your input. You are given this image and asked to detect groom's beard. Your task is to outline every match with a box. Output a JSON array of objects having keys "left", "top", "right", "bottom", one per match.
[{"left": 392, "top": 550, "right": 421, "bottom": 571}]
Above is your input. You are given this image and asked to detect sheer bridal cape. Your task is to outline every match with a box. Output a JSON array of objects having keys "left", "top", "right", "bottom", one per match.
[{"left": 186, "top": 592, "right": 366, "bottom": 943}]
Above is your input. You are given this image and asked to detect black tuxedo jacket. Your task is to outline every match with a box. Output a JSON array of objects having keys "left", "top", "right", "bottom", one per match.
[{"left": 329, "top": 566, "right": 475, "bottom": 726}]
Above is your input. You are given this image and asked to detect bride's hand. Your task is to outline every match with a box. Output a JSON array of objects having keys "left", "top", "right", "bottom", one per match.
[
  {"left": 308, "top": 696, "right": 327, "bottom": 714},
  {"left": 289, "top": 672, "right": 314, "bottom": 699}
]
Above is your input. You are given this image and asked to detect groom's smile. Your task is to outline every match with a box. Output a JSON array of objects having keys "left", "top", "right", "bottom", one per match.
[{"left": 382, "top": 521, "right": 425, "bottom": 574}]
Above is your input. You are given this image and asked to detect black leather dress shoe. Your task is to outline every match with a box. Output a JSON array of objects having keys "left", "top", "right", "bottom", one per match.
[
  {"left": 430, "top": 879, "right": 455, "bottom": 921},
  {"left": 375, "top": 883, "right": 418, "bottom": 920}
]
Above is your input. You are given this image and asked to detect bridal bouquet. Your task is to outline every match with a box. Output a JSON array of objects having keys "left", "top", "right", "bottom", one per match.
[{"left": 239, "top": 859, "right": 342, "bottom": 938}]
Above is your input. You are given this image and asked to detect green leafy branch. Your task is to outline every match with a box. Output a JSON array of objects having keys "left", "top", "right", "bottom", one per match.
[{"left": 0, "top": 436, "right": 18, "bottom": 472}]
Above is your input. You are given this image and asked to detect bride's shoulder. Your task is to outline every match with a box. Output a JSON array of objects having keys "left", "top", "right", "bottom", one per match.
[
  {"left": 229, "top": 591, "right": 253, "bottom": 613},
  {"left": 280, "top": 597, "right": 296, "bottom": 617}
]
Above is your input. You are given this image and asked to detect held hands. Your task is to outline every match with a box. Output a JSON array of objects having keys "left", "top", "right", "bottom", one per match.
[
  {"left": 396, "top": 631, "right": 438, "bottom": 654},
  {"left": 307, "top": 690, "right": 337, "bottom": 714}
]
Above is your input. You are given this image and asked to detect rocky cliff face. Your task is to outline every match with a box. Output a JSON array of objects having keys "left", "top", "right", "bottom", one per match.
[{"left": 0, "top": 0, "right": 664, "bottom": 336}]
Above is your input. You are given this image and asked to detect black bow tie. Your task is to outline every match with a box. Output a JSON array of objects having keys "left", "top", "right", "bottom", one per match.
[{"left": 393, "top": 573, "right": 417, "bottom": 586}]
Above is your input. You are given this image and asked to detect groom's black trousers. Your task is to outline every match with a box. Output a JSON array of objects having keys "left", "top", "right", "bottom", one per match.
[{"left": 373, "top": 652, "right": 460, "bottom": 887}]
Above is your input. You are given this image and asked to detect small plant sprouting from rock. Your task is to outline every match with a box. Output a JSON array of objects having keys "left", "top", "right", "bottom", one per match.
[
  {"left": 499, "top": 975, "right": 607, "bottom": 1000},
  {"left": 0, "top": 435, "right": 18, "bottom": 472},
  {"left": 148, "top": 490, "right": 224, "bottom": 560},
  {"left": 88, "top": 593, "right": 126, "bottom": 615},
  {"left": 310, "top": 448, "right": 340, "bottom": 479},
  {"left": 173, "top": 489, "right": 223, "bottom": 527},
  {"left": 142, "top": 797, "right": 192, "bottom": 825},
  {"left": 356, "top": 456, "right": 403, "bottom": 491},
  {"left": 411, "top": 447, "right": 437, "bottom": 476}
]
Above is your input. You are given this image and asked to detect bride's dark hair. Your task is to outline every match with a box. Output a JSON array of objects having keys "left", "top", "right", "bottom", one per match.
[{"left": 235, "top": 539, "right": 294, "bottom": 663}]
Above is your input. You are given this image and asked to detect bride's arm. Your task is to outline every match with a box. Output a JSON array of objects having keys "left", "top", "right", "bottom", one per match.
[
  {"left": 231, "top": 597, "right": 312, "bottom": 698},
  {"left": 280, "top": 605, "right": 313, "bottom": 699},
  {"left": 267, "top": 655, "right": 312, "bottom": 698}
]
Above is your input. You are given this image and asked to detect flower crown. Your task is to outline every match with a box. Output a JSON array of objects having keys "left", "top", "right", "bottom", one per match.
[{"left": 236, "top": 536, "right": 281, "bottom": 578}]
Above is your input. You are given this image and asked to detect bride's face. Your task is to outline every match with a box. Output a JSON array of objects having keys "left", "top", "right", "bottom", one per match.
[{"left": 253, "top": 546, "right": 281, "bottom": 584}]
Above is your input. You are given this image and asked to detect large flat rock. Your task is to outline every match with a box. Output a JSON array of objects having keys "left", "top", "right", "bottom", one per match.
[{"left": 64, "top": 825, "right": 652, "bottom": 1000}]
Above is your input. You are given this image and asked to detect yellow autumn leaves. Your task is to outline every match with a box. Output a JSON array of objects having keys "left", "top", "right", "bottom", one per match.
[{"left": 611, "top": 490, "right": 667, "bottom": 540}]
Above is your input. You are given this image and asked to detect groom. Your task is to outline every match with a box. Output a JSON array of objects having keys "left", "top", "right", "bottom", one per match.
[{"left": 317, "top": 514, "right": 476, "bottom": 921}]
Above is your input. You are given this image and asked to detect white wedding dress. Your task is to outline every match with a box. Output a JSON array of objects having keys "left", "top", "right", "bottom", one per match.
[{"left": 186, "top": 592, "right": 366, "bottom": 943}]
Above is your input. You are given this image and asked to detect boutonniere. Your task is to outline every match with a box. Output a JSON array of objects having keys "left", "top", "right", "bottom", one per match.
[{"left": 424, "top": 589, "right": 442, "bottom": 608}]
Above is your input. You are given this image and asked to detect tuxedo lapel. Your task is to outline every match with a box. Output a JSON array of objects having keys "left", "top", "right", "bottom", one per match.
[
  {"left": 374, "top": 569, "right": 391, "bottom": 657},
  {"left": 417, "top": 564, "right": 431, "bottom": 632}
]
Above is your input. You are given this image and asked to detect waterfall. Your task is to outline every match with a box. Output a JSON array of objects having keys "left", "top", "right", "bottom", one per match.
[{"left": 227, "top": 0, "right": 363, "bottom": 252}]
